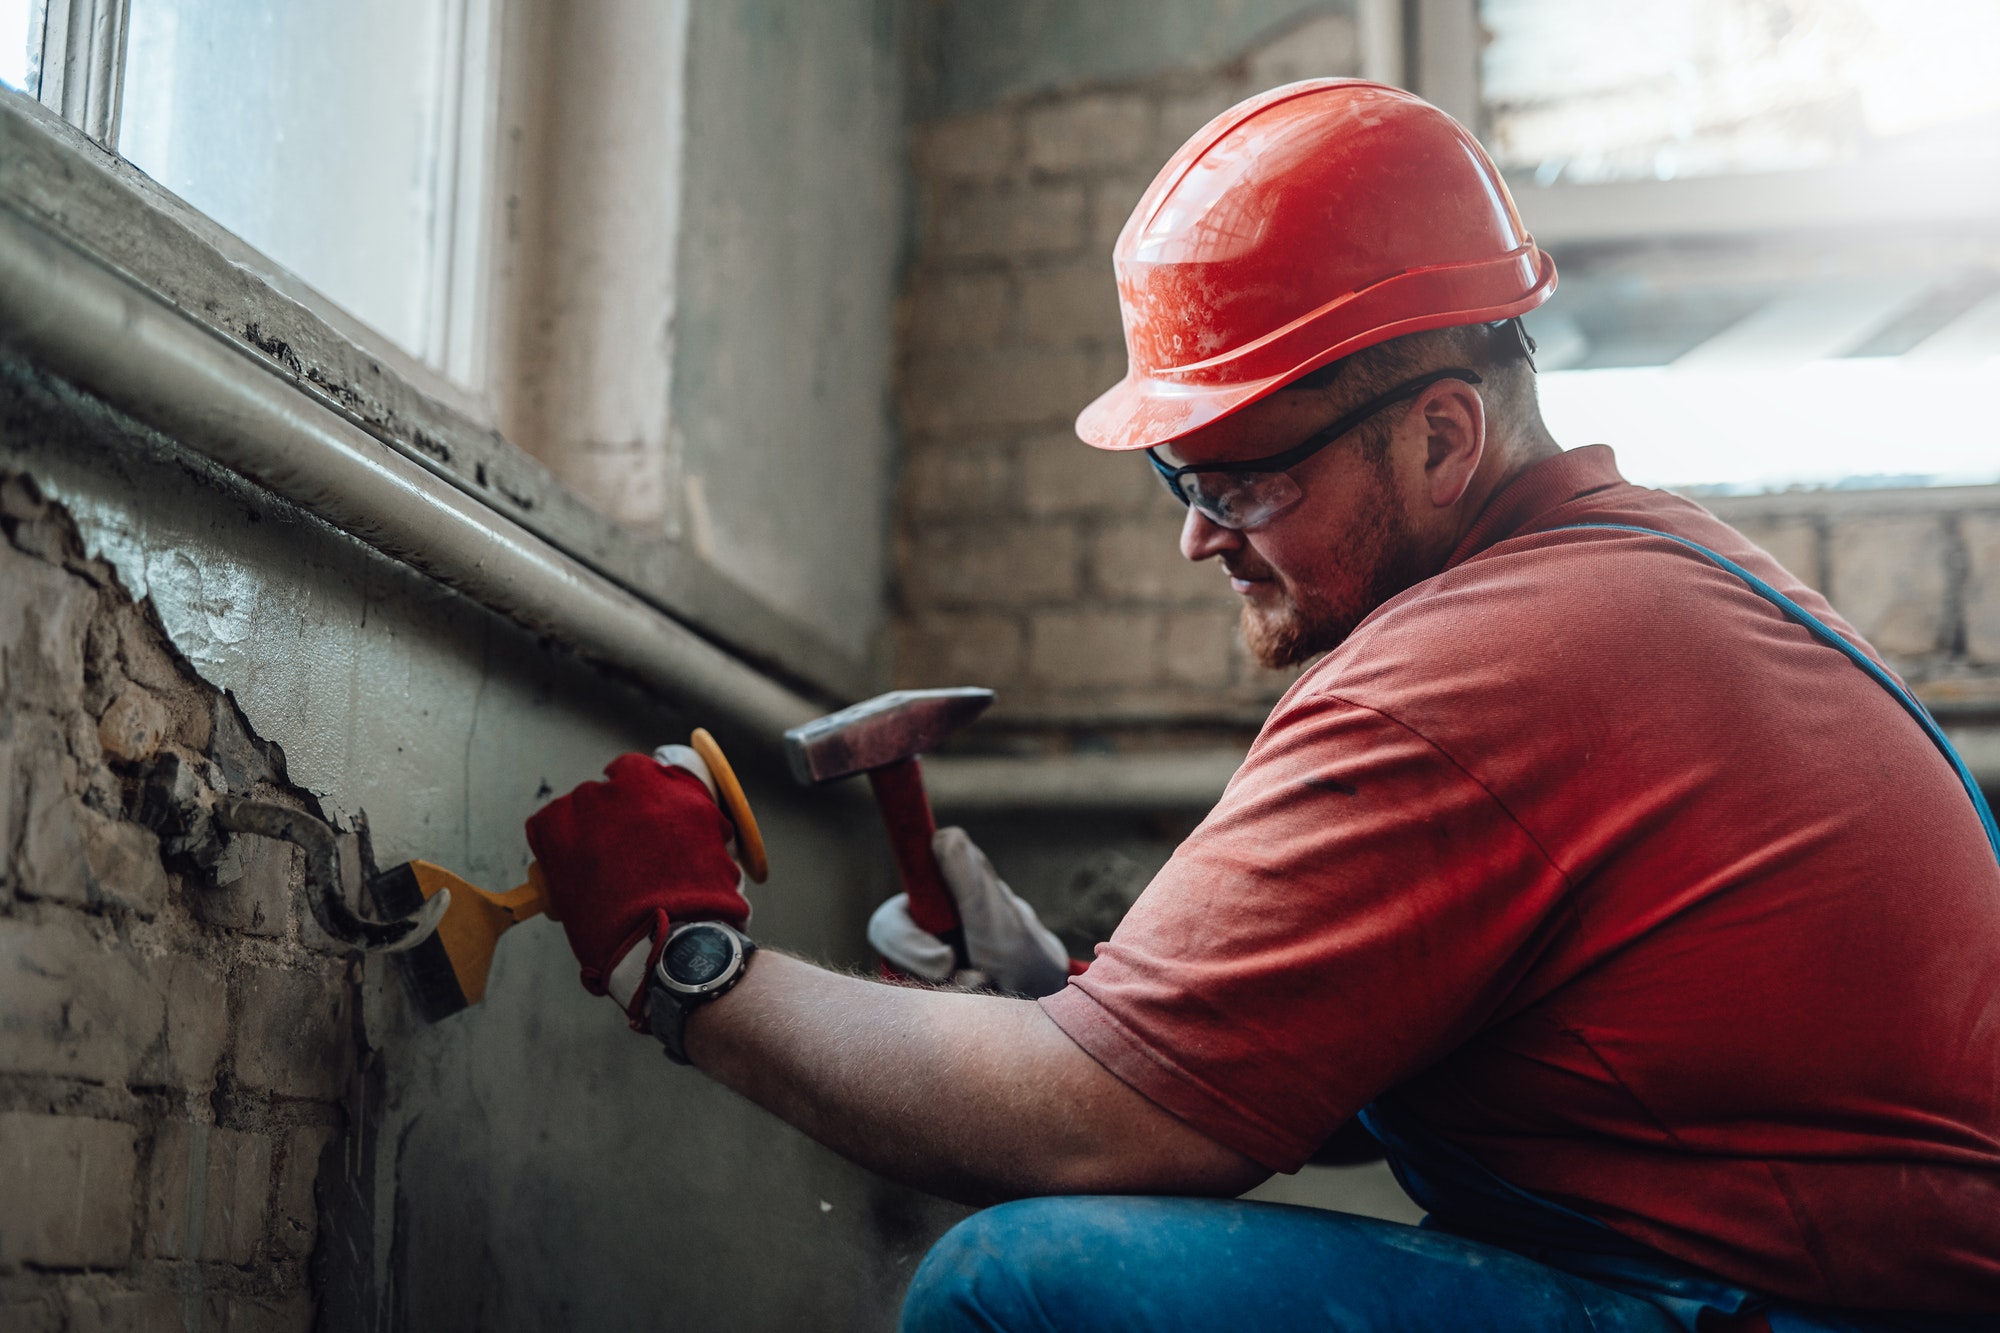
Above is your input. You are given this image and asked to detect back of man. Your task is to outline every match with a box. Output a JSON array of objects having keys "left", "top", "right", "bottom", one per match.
[{"left": 1050, "top": 445, "right": 2000, "bottom": 1308}]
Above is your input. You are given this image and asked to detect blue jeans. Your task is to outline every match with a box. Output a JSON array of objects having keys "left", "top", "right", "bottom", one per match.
[{"left": 900, "top": 1195, "right": 1686, "bottom": 1332}]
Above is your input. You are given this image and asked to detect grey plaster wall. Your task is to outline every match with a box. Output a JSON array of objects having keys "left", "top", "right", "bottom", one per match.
[
  {"left": 672, "top": 0, "right": 909, "bottom": 666},
  {"left": 0, "top": 360, "right": 963, "bottom": 1330},
  {"left": 908, "top": 0, "right": 1351, "bottom": 117}
]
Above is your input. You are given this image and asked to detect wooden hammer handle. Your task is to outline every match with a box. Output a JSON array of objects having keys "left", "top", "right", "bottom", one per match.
[{"left": 866, "top": 756, "right": 968, "bottom": 969}]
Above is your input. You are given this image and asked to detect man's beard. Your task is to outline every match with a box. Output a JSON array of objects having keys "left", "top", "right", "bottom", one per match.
[{"left": 1236, "top": 487, "right": 1428, "bottom": 670}]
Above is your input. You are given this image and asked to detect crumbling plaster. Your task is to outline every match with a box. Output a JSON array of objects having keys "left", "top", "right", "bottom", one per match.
[{"left": 0, "top": 356, "right": 962, "bottom": 1329}]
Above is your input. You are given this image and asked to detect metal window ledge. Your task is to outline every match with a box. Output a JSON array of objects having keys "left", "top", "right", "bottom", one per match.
[{"left": 924, "top": 751, "right": 1246, "bottom": 812}]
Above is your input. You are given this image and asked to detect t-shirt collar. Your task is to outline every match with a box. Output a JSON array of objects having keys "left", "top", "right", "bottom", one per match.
[{"left": 1444, "top": 445, "right": 1628, "bottom": 572}]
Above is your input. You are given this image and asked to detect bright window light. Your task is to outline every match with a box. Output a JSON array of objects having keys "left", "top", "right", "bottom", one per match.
[
  {"left": 1483, "top": 0, "right": 2000, "bottom": 184},
  {"left": 1540, "top": 357, "right": 2000, "bottom": 494},
  {"left": 118, "top": 0, "right": 492, "bottom": 380},
  {"left": 0, "top": 0, "right": 33, "bottom": 90}
]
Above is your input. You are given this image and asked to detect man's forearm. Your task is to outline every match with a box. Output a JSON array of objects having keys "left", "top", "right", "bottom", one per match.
[{"left": 684, "top": 950, "right": 1265, "bottom": 1206}]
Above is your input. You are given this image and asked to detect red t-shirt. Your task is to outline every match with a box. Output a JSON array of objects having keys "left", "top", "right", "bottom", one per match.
[{"left": 1042, "top": 446, "right": 2000, "bottom": 1310}]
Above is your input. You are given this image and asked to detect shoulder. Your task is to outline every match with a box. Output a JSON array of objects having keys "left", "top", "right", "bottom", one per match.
[{"left": 1282, "top": 485, "right": 1828, "bottom": 725}]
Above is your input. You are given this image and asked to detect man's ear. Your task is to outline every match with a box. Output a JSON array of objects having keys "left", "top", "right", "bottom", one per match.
[{"left": 1419, "top": 381, "right": 1485, "bottom": 509}]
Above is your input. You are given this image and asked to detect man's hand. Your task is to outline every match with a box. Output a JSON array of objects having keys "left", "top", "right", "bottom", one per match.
[
  {"left": 867, "top": 827, "right": 1074, "bottom": 997},
  {"left": 525, "top": 752, "right": 747, "bottom": 1023}
]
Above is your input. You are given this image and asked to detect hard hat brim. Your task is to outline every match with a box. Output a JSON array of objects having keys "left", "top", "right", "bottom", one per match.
[{"left": 1076, "top": 247, "right": 1557, "bottom": 453}]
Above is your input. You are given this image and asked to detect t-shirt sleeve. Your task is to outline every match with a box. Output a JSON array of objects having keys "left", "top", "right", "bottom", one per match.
[{"left": 1039, "top": 688, "right": 1576, "bottom": 1172}]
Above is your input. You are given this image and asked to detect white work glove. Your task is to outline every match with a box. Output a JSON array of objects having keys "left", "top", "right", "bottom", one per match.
[{"left": 867, "top": 827, "right": 1072, "bottom": 998}]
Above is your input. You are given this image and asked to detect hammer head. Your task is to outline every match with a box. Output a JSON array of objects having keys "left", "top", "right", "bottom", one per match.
[{"left": 784, "top": 687, "right": 993, "bottom": 786}]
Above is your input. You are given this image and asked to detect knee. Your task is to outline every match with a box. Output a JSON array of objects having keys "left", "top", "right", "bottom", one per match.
[{"left": 900, "top": 1198, "right": 1078, "bottom": 1333}]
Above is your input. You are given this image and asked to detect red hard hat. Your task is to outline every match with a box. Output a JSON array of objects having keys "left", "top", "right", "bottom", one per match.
[{"left": 1076, "top": 79, "right": 1556, "bottom": 453}]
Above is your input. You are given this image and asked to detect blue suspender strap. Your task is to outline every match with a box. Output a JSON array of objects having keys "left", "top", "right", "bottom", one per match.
[{"left": 1553, "top": 522, "right": 2000, "bottom": 864}]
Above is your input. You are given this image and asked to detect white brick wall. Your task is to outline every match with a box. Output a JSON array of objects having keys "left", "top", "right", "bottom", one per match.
[{"left": 894, "top": 55, "right": 1334, "bottom": 729}]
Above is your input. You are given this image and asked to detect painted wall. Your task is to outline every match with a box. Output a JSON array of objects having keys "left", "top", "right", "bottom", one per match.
[
  {"left": 672, "top": 0, "right": 909, "bottom": 666},
  {"left": 909, "top": 0, "right": 1352, "bottom": 117}
]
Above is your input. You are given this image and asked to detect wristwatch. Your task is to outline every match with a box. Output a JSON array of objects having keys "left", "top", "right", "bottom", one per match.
[{"left": 645, "top": 921, "right": 757, "bottom": 1065}]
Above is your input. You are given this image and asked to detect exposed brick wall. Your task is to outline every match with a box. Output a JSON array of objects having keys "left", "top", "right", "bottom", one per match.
[
  {"left": 0, "top": 475, "right": 352, "bottom": 1330},
  {"left": 893, "top": 18, "right": 1365, "bottom": 733},
  {"left": 1718, "top": 490, "right": 2000, "bottom": 707}
]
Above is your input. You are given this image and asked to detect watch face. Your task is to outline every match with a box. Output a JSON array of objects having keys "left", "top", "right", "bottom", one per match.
[{"left": 663, "top": 925, "right": 736, "bottom": 988}]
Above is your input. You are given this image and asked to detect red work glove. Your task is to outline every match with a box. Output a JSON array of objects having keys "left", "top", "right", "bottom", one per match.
[{"left": 525, "top": 753, "right": 747, "bottom": 1024}]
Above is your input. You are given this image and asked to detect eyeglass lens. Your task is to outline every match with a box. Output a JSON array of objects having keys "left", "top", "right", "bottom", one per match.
[{"left": 1175, "top": 469, "right": 1303, "bottom": 531}]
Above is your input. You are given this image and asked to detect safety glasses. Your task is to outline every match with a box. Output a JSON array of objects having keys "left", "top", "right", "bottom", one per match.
[{"left": 1147, "top": 367, "right": 1483, "bottom": 531}]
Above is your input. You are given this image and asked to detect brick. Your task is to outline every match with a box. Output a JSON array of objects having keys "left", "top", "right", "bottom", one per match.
[
  {"left": 233, "top": 966, "right": 355, "bottom": 1100},
  {"left": 902, "top": 346, "right": 1108, "bottom": 434},
  {"left": 155, "top": 954, "right": 228, "bottom": 1090},
  {"left": 1163, "top": 609, "right": 1237, "bottom": 687},
  {"left": 209, "top": 697, "right": 279, "bottom": 793},
  {"left": 905, "top": 270, "right": 1011, "bottom": 352},
  {"left": 913, "top": 109, "right": 1019, "bottom": 183},
  {"left": 196, "top": 834, "right": 295, "bottom": 937},
  {"left": 1027, "top": 610, "right": 1159, "bottom": 688},
  {"left": 1014, "top": 259, "right": 1122, "bottom": 346},
  {"left": 97, "top": 686, "right": 168, "bottom": 764},
  {"left": 1964, "top": 513, "right": 2000, "bottom": 666},
  {"left": 111, "top": 606, "right": 181, "bottom": 695},
  {"left": 82, "top": 616, "right": 125, "bottom": 717},
  {"left": 0, "top": 542, "right": 89, "bottom": 712},
  {"left": 1090, "top": 174, "right": 1155, "bottom": 252},
  {"left": 900, "top": 524, "right": 1078, "bottom": 610},
  {"left": 900, "top": 441, "right": 1015, "bottom": 521},
  {"left": 0, "top": 912, "right": 224, "bottom": 1089},
  {"left": 274, "top": 1124, "right": 335, "bottom": 1258},
  {"left": 1156, "top": 83, "right": 1242, "bottom": 160},
  {"left": 1091, "top": 519, "right": 1233, "bottom": 603},
  {"left": 79, "top": 810, "right": 169, "bottom": 916},
  {"left": 1023, "top": 93, "right": 1153, "bottom": 174},
  {"left": 0, "top": 914, "right": 161, "bottom": 1083},
  {"left": 147, "top": 1122, "right": 273, "bottom": 1264},
  {"left": 18, "top": 751, "right": 88, "bottom": 904},
  {"left": 1020, "top": 431, "right": 1158, "bottom": 517},
  {"left": 206, "top": 1291, "right": 312, "bottom": 1333},
  {"left": 1729, "top": 516, "right": 1820, "bottom": 591},
  {"left": 894, "top": 614, "right": 1026, "bottom": 688},
  {"left": 1244, "top": 12, "right": 1360, "bottom": 87},
  {"left": 62, "top": 1287, "right": 182, "bottom": 1333},
  {"left": 0, "top": 1292, "right": 58, "bottom": 1332},
  {"left": 926, "top": 182, "right": 1087, "bottom": 262},
  {"left": 0, "top": 731, "right": 16, "bottom": 894},
  {"left": 1825, "top": 516, "right": 1949, "bottom": 658},
  {"left": 0, "top": 1113, "right": 138, "bottom": 1269}
]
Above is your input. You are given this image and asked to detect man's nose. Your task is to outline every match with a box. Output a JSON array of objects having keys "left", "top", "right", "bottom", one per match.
[{"left": 1180, "top": 505, "right": 1242, "bottom": 562}]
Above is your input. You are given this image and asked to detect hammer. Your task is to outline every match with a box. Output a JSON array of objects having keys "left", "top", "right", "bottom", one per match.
[{"left": 783, "top": 688, "right": 993, "bottom": 971}]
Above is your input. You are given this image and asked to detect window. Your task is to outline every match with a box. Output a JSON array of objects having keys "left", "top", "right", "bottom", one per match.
[
  {"left": 117, "top": 0, "right": 499, "bottom": 384},
  {"left": 1412, "top": 0, "right": 2000, "bottom": 494},
  {"left": 1482, "top": 0, "right": 2000, "bottom": 186},
  {"left": 0, "top": 0, "right": 31, "bottom": 89}
]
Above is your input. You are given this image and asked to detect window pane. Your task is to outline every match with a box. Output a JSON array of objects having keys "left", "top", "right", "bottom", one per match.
[
  {"left": 1482, "top": 0, "right": 2000, "bottom": 184},
  {"left": 0, "top": 0, "right": 33, "bottom": 89},
  {"left": 119, "top": 0, "right": 467, "bottom": 365}
]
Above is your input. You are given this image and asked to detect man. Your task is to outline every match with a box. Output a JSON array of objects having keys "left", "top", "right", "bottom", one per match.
[{"left": 526, "top": 82, "right": 2000, "bottom": 1329}]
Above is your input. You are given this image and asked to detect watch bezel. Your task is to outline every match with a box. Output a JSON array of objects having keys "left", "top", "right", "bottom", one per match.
[{"left": 652, "top": 921, "right": 747, "bottom": 999}]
